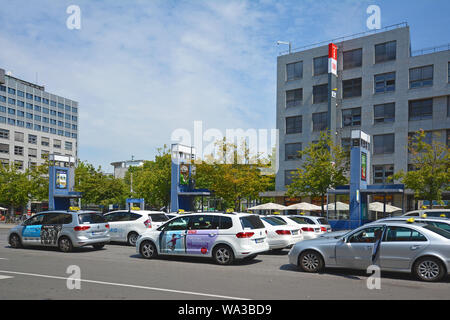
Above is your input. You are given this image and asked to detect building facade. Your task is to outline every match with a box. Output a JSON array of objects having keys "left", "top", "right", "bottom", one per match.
[
  {"left": 275, "top": 24, "right": 450, "bottom": 211},
  {"left": 0, "top": 68, "right": 78, "bottom": 171},
  {"left": 110, "top": 159, "right": 144, "bottom": 179}
]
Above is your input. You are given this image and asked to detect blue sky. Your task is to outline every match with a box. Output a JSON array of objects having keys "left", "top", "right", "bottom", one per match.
[{"left": 0, "top": 0, "right": 449, "bottom": 172}]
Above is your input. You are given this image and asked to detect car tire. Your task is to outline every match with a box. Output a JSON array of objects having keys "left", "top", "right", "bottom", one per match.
[
  {"left": 93, "top": 244, "right": 105, "bottom": 250},
  {"left": 413, "top": 256, "right": 446, "bottom": 282},
  {"left": 213, "top": 245, "right": 235, "bottom": 265},
  {"left": 9, "top": 233, "right": 22, "bottom": 248},
  {"left": 58, "top": 236, "right": 73, "bottom": 253},
  {"left": 298, "top": 250, "right": 324, "bottom": 273},
  {"left": 140, "top": 241, "right": 158, "bottom": 259},
  {"left": 127, "top": 232, "right": 139, "bottom": 246}
]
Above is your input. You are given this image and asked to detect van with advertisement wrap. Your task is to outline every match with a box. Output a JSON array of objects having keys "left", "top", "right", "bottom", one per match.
[
  {"left": 136, "top": 212, "right": 269, "bottom": 265},
  {"left": 8, "top": 210, "right": 110, "bottom": 252}
]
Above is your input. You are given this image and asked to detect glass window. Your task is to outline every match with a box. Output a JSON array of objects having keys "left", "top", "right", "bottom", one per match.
[
  {"left": 423, "top": 225, "right": 450, "bottom": 240},
  {"left": 384, "top": 226, "right": 427, "bottom": 242},
  {"left": 429, "top": 222, "right": 450, "bottom": 233},
  {"left": 286, "top": 61, "right": 303, "bottom": 81},
  {"left": 374, "top": 103, "right": 395, "bottom": 123},
  {"left": 240, "top": 216, "right": 264, "bottom": 229},
  {"left": 342, "top": 107, "right": 361, "bottom": 127},
  {"left": 8, "top": 108, "right": 15, "bottom": 115},
  {"left": 0, "top": 129, "right": 9, "bottom": 139},
  {"left": 26, "top": 93, "right": 33, "bottom": 100},
  {"left": 219, "top": 216, "right": 233, "bottom": 229},
  {"left": 286, "top": 116, "right": 302, "bottom": 134},
  {"left": 14, "top": 146, "right": 24, "bottom": 156},
  {"left": 285, "top": 143, "right": 302, "bottom": 161},
  {"left": 42, "top": 98, "right": 49, "bottom": 105},
  {"left": 26, "top": 112, "right": 33, "bottom": 119},
  {"left": 373, "top": 134, "right": 395, "bottom": 154},
  {"left": 262, "top": 217, "right": 286, "bottom": 226},
  {"left": 0, "top": 143, "right": 9, "bottom": 154},
  {"left": 50, "top": 100, "right": 56, "bottom": 107},
  {"left": 312, "top": 112, "right": 328, "bottom": 132},
  {"left": 0, "top": 85, "right": 5, "bottom": 92},
  {"left": 24, "top": 214, "right": 45, "bottom": 226},
  {"left": 28, "top": 134, "right": 37, "bottom": 144},
  {"left": 348, "top": 226, "right": 384, "bottom": 243},
  {"left": 0, "top": 105, "right": 5, "bottom": 113},
  {"left": 8, "top": 88, "right": 16, "bottom": 95},
  {"left": 286, "top": 89, "right": 302, "bottom": 108},
  {"left": 288, "top": 216, "right": 315, "bottom": 225},
  {"left": 0, "top": 116, "right": 6, "bottom": 124},
  {"left": 78, "top": 213, "right": 106, "bottom": 224},
  {"left": 375, "top": 41, "right": 396, "bottom": 63},
  {"left": 409, "top": 98, "right": 432, "bottom": 121},
  {"left": 28, "top": 148, "right": 37, "bottom": 158},
  {"left": 189, "top": 215, "right": 218, "bottom": 230},
  {"left": 34, "top": 96, "right": 41, "bottom": 102},
  {"left": 8, "top": 98, "right": 16, "bottom": 105},
  {"left": 343, "top": 78, "right": 362, "bottom": 98},
  {"left": 41, "top": 137, "right": 50, "bottom": 146},
  {"left": 17, "top": 90, "right": 24, "bottom": 97},
  {"left": 65, "top": 141, "right": 72, "bottom": 151},
  {"left": 26, "top": 103, "right": 33, "bottom": 110},
  {"left": 313, "top": 84, "right": 328, "bottom": 104},
  {"left": 17, "top": 100, "right": 24, "bottom": 107},
  {"left": 375, "top": 72, "right": 396, "bottom": 93},
  {"left": 148, "top": 214, "right": 169, "bottom": 222},
  {"left": 410, "top": 65, "right": 433, "bottom": 89},
  {"left": 0, "top": 95, "right": 6, "bottom": 102},
  {"left": 313, "top": 55, "right": 328, "bottom": 76},
  {"left": 373, "top": 165, "right": 394, "bottom": 184},
  {"left": 14, "top": 131, "right": 24, "bottom": 142},
  {"left": 343, "top": 48, "right": 362, "bottom": 69},
  {"left": 164, "top": 216, "right": 190, "bottom": 231}
]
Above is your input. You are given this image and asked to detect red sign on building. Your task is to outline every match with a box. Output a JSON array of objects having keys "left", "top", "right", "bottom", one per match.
[{"left": 328, "top": 43, "right": 338, "bottom": 76}]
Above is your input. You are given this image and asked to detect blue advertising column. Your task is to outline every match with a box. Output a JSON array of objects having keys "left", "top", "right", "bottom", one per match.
[
  {"left": 349, "top": 130, "right": 371, "bottom": 229},
  {"left": 170, "top": 144, "right": 196, "bottom": 212},
  {"left": 48, "top": 154, "right": 81, "bottom": 210}
]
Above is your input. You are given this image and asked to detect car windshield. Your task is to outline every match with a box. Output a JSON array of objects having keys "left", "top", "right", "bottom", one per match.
[
  {"left": 262, "top": 217, "right": 287, "bottom": 226},
  {"left": 78, "top": 213, "right": 106, "bottom": 224},
  {"left": 240, "top": 216, "right": 265, "bottom": 229},
  {"left": 423, "top": 225, "right": 450, "bottom": 239},
  {"left": 149, "top": 214, "right": 169, "bottom": 222}
]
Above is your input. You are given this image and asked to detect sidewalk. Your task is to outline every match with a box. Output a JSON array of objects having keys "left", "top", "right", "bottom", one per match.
[{"left": 0, "top": 223, "right": 18, "bottom": 229}]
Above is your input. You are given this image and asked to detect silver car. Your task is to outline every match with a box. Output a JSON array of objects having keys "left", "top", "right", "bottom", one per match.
[
  {"left": 288, "top": 221, "right": 450, "bottom": 282},
  {"left": 374, "top": 217, "right": 450, "bottom": 233},
  {"left": 8, "top": 210, "right": 110, "bottom": 252},
  {"left": 402, "top": 209, "right": 450, "bottom": 218}
]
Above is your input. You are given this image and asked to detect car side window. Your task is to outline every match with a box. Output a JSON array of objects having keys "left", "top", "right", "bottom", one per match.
[
  {"left": 430, "top": 222, "right": 450, "bottom": 232},
  {"left": 384, "top": 226, "right": 427, "bottom": 242},
  {"left": 219, "top": 216, "right": 233, "bottom": 229},
  {"left": 104, "top": 213, "right": 117, "bottom": 222},
  {"left": 164, "top": 216, "right": 190, "bottom": 231},
  {"left": 189, "top": 215, "right": 219, "bottom": 230},
  {"left": 129, "top": 213, "right": 142, "bottom": 221},
  {"left": 43, "top": 213, "right": 63, "bottom": 225},
  {"left": 25, "top": 214, "right": 45, "bottom": 226},
  {"left": 348, "top": 227, "right": 384, "bottom": 243}
]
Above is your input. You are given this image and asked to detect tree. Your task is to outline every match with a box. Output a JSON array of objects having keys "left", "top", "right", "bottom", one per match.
[
  {"left": 194, "top": 139, "right": 274, "bottom": 211},
  {"left": 126, "top": 146, "right": 172, "bottom": 209},
  {"left": 286, "top": 132, "right": 349, "bottom": 214},
  {"left": 74, "top": 161, "right": 128, "bottom": 208},
  {"left": 0, "top": 163, "right": 31, "bottom": 217},
  {"left": 393, "top": 129, "right": 450, "bottom": 208}
]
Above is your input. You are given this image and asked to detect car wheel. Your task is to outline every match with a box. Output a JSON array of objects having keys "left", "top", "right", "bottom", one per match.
[
  {"left": 298, "top": 250, "right": 324, "bottom": 273},
  {"left": 9, "top": 234, "right": 22, "bottom": 248},
  {"left": 140, "top": 241, "right": 157, "bottom": 259},
  {"left": 413, "top": 257, "right": 446, "bottom": 282},
  {"left": 93, "top": 244, "right": 105, "bottom": 250},
  {"left": 127, "top": 232, "right": 139, "bottom": 246},
  {"left": 58, "top": 237, "right": 73, "bottom": 253},
  {"left": 213, "top": 245, "right": 235, "bottom": 265}
]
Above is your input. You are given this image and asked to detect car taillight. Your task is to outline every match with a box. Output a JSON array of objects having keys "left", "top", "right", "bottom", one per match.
[
  {"left": 144, "top": 219, "right": 152, "bottom": 228},
  {"left": 320, "top": 227, "right": 327, "bottom": 232},
  {"left": 105, "top": 224, "right": 110, "bottom": 229},
  {"left": 236, "top": 232, "right": 254, "bottom": 238},
  {"left": 74, "top": 226, "right": 90, "bottom": 231},
  {"left": 301, "top": 227, "right": 314, "bottom": 232},
  {"left": 275, "top": 230, "right": 291, "bottom": 235}
]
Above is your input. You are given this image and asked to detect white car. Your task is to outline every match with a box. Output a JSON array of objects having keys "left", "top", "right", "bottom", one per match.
[
  {"left": 166, "top": 213, "right": 181, "bottom": 220},
  {"left": 104, "top": 210, "right": 169, "bottom": 246},
  {"left": 269, "top": 215, "right": 329, "bottom": 240},
  {"left": 260, "top": 216, "right": 303, "bottom": 250},
  {"left": 136, "top": 212, "right": 269, "bottom": 265}
]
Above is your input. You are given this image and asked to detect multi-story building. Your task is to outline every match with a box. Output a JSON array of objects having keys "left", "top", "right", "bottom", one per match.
[
  {"left": 275, "top": 23, "right": 450, "bottom": 210},
  {"left": 111, "top": 159, "right": 144, "bottom": 179},
  {"left": 0, "top": 67, "right": 78, "bottom": 171}
]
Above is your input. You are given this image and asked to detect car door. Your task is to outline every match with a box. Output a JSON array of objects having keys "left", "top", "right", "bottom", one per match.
[
  {"left": 379, "top": 226, "right": 429, "bottom": 270},
  {"left": 41, "top": 213, "right": 64, "bottom": 247},
  {"left": 106, "top": 212, "right": 130, "bottom": 241},
  {"left": 159, "top": 216, "right": 190, "bottom": 255},
  {"left": 336, "top": 226, "right": 384, "bottom": 269},
  {"left": 186, "top": 215, "right": 219, "bottom": 256},
  {"left": 104, "top": 212, "right": 120, "bottom": 240},
  {"left": 21, "top": 214, "right": 45, "bottom": 246}
]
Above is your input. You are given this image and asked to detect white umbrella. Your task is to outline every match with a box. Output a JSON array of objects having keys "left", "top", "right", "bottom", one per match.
[
  {"left": 326, "top": 201, "right": 349, "bottom": 211},
  {"left": 369, "top": 202, "right": 401, "bottom": 213},
  {"left": 285, "top": 202, "right": 321, "bottom": 211},
  {"left": 0, "top": 207, "right": 7, "bottom": 211},
  {"left": 248, "top": 202, "right": 287, "bottom": 211}
]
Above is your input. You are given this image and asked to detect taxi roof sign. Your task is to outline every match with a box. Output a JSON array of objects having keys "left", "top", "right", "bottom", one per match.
[
  {"left": 406, "top": 218, "right": 415, "bottom": 223},
  {"left": 131, "top": 207, "right": 141, "bottom": 211},
  {"left": 69, "top": 206, "right": 80, "bottom": 211}
]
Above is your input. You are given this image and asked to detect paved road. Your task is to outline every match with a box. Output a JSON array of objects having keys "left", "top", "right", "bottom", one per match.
[{"left": 0, "top": 229, "right": 449, "bottom": 300}]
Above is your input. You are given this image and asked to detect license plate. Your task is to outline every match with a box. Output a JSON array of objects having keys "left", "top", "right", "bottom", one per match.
[
  {"left": 255, "top": 238, "right": 264, "bottom": 244},
  {"left": 292, "top": 230, "right": 298, "bottom": 235}
]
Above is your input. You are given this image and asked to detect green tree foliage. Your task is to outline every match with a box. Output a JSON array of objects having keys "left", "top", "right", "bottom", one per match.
[
  {"left": 125, "top": 146, "right": 172, "bottom": 209},
  {"left": 194, "top": 139, "right": 275, "bottom": 211},
  {"left": 0, "top": 163, "right": 31, "bottom": 216},
  {"left": 74, "top": 161, "right": 128, "bottom": 207},
  {"left": 286, "top": 132, "right": 349, "bottom": 214},
  {"left": 393, "top": 129, "right": 450, "bottom": 208}
]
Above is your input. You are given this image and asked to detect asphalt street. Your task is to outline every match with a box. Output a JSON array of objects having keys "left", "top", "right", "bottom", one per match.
[{"left": 0, "top": 229, "right": 449, "bottom": 300}]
